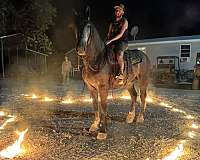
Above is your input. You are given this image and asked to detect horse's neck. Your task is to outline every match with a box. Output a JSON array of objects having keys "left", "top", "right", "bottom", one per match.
[{"left": 83, "top": 46, "right": 106, "bottom": 73}]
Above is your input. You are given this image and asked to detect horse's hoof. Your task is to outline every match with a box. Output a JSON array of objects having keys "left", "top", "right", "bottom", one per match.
[
  {"left": 126, "top": 112, "right": 135, "bottom": 124},
  {"left": 89, "top": 124, "right": 98, "bottom": 133},
  {"left": 97, "top": 132, "right": 107, "bottom": 140},
  {"left": 136, "top": 115, "right": 144, "bottom": 123}
]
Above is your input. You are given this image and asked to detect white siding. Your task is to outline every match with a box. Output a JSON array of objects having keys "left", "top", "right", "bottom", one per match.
[{"left": 128, "top": 41, "right": 200, "bottom": 70}]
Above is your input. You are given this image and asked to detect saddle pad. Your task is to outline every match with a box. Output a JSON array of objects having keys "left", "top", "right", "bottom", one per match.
[{"left": 125, "top": 50, "right": 142, "bottom": 65}]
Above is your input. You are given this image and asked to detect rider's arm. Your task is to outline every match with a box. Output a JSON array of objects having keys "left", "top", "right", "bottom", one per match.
[{"left": 108, "top": 19, "right": 128, "bottom": 43}]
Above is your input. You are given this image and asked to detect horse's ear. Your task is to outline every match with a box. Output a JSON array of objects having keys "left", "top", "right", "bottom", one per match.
[
  {"left": 85, "top": 5, "right": 91, "bottom": 21},
  {"left": 72, "top": 8, "right": 79, "bottom": 16}
]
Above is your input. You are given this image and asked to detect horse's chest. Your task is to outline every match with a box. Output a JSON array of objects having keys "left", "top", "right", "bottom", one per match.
[{"left": 83, "top": 71, "right": 108, "bottom": 89}]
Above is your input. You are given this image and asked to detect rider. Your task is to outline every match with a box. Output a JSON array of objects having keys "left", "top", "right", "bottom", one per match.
[{"left": 106, "top": 3, "right": 128, "bottom": 80}]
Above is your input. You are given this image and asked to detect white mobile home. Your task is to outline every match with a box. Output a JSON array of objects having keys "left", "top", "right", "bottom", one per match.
[{"left": 128, "top": 35, "right": 200, "bottom": 71}]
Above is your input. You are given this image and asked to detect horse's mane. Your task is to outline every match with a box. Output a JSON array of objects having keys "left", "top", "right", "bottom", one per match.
[
  {"left": 86, "top": 22, "right": 107, "bottom": 70},
  {"left": 88, "top": 22, "right": 104, "bottom": 55}
]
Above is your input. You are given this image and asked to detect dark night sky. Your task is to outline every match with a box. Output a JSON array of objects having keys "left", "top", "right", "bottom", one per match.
[{"left": 51, "top": 0, "right": 200, "bottom": 51}]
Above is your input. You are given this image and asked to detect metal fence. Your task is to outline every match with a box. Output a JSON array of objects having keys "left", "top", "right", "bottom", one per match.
[{"left": 0, "top": 34, "right": 48, "bottom": 78}]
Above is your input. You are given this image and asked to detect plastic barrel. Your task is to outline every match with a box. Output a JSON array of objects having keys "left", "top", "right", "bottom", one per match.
[{"left": 192, "top": 77, "right": 199, "bottom": 90}]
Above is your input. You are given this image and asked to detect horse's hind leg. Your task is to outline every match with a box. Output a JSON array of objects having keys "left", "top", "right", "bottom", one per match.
[
  {"left": 88, "top": 87, "right": 100, "bottom": 132},
  {"left": 136, "top": 79, "right": 148, "bottom": 123},
  {"left": 126, "top": 84, "right": 137, "bottom": 123}
]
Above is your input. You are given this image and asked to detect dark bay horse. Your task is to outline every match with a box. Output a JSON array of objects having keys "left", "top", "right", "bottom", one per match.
[{"left": 76, "top": 21, "right": 151, "bottom": 140}]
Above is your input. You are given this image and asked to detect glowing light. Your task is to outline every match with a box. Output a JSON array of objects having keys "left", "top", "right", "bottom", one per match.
[
  {"left": 190, "top": 123, "right": 199, "bottom": 129},
  {"left": 107, "top": 95, "right": 113, "bottom": 99},
  {"left": 185, "top": 115, "right": 195, "bottom": 119},
  {"left": 162, "top": 143, "right": 184, "bottom": 160},
  {"left": 24, "top": 94, "right": 29, "bottom": 97},
  {"left": 43, "top": 97, "right": 54, "bottom": 102},
  {"left": 83, "top": 98, "right": 93, "bottom": 102},
  {"left": 120, "top": 95, "right": 131, "bottom": 100},
  {"left": 159, "top": 102, "right": 172, "bottom": 108},
  {"left": 0, "top": 129, "right": 28, "bottom": 159},
  {"left": 146, "top": 97, "right": 153, "bottom": 103},
  {"left": 31, "top": 94, "right": 38, "bottom": 99},
  {"left": 188, "top": 131, "right": 196, "bottom": 138},
  {"left": 0, "top": 116, "right": 15, "bottom": 130},
  {"left": 0, "top": 111, "right": 5, "bottom": 116},
  {"left": 171, "top": 108, "right": 186, "bottom": 114},
  {"left": 7, "top": 115, "right": 14, "bottom": 118},
  {"left": 62, "top": 99, "right": 73, "bottom": 104},
  {"left": 119, "top": 91, "right": 131, "bottom": 100}
]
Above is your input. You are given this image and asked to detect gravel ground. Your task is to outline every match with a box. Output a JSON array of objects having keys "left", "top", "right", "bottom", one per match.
[{"left": 0, "top": 79, "right": 200, "bottom": 160}]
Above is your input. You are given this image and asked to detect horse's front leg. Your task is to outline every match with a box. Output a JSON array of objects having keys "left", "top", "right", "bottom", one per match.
[
  {"left": 89, "top": 87, "right": 100, "bottom": 132},
  {"left": 97, "top": 86, "right": 108, "bottom": 140}
]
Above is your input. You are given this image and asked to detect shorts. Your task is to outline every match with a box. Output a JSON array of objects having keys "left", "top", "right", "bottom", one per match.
[{"left": 113, "top": 41, "right": 128, "bottom": 54}]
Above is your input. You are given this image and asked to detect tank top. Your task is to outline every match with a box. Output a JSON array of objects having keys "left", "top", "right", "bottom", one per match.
[{"left": 110, "top": 17, "right": 128, "bottom": 43}]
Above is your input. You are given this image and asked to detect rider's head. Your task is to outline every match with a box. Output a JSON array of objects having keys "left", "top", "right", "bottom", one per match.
[{"left": 114, "top": 4, "right": 125, "bottom": 17}]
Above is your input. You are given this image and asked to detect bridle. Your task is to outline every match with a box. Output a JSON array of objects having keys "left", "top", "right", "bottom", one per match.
[{"left": 78, "top": 22, "right": 100, "bottom": 72}]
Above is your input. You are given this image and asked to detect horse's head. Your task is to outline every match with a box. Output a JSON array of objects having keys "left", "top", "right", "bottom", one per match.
[{"left": 76, "top": 20, "right": 92, "bottom": 56}]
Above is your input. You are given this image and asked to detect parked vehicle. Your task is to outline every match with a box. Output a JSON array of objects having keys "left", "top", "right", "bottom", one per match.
[{"left": 192, "top": 53, "right": 200, "bottom": 89}]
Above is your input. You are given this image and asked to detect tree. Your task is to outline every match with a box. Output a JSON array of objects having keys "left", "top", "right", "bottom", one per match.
[
  {"left": 0, "top": 0, "right": 56, "bottom": 54},
  {"left": 0, "top": 0, "right": 15, "bottom": 35}
]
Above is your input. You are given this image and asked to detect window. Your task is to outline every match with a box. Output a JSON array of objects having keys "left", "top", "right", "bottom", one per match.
[{"left": 180, "top": 44, "right": 191, "bottom": 62}]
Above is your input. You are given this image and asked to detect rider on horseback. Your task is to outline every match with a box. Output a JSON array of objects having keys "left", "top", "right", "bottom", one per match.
[{"left": 106, "top": 4, "right": 128, "bottom": 80}]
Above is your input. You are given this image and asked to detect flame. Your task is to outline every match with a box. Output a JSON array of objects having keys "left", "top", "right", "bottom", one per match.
[
  {"left": 0, "top": 129, "right": 28, "bottom": 159},
  {"left": 7, "top": 115, "right": 14, "bottom": 118},
  {"left": 43, "top": 97, "right": 54, "bottom": 102},
  {"left": 0, "top": 116, "right": 15, "bottom": 130},
  {"left": 171, "top": 108, "right": 186, "bottom": 114},
  {"left": 190, "top": 123, "right": 199, "bottom": 129},
  {"left": 107, "top": 95, "right": 113, "bottom": 99},
  {"left": 120, "top": 95, "right": 131, "bottom": 100},
  {"left": 0, "top": 111, "right": 5, "bottom": 116},
  {"left": 119, "top": 91, "right": 131, "bottom": 100},
  {"left": 62, "top": 98, "right": 73, "bottom": 104},
  {"left": 31, "top": 94, "right": 38, "bottom": 99},
  {"left": 159, "top": 102, "right": 173, "bottom": 108},
  {"left": 185, "top": 115, "right": 195, "bottom": 119},
  {"left": 146, "top": 97, "right": 153, "bottom": 103},
  {"left": 83, "top": 98, "right": 93, "bottom": 102},
  {"left": 162, "top": 142, "right": 184, "bottom": 160},
  {"left": 188, "top": 131, "right": 196, "bottom": 138}
]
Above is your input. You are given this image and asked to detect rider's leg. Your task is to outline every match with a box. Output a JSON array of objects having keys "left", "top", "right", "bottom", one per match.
[{"left": 115, "top": 42, "right": 128, "bottom": 79}]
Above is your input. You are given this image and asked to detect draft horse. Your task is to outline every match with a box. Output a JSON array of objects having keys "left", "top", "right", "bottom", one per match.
[{"left": 76, "top": 20, "right": 151, "bottom": 140}]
